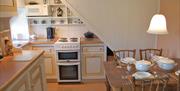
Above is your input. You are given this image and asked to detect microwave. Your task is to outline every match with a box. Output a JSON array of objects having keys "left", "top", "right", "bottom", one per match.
[{"left": 26, "top": 5, "right": 50, "bottom": 16}]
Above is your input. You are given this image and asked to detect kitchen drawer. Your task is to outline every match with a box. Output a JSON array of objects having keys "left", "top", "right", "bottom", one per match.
[
  {"left": 83, "top": 46, "right": 104, "bottom": 52},
  {"left": 32, "top": 46, "right": 54, "bottom": 54}
]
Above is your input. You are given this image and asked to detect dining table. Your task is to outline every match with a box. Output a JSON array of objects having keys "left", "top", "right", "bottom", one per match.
[{"left": 104, "top": 57, "right": 180, "bottom": 91}]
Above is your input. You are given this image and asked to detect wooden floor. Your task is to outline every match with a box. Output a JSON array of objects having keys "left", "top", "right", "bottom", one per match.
[
  {"left": 47, "top": 81, "right": 177, "bottom": 91},
  {"left": 47, "top": 81, "right": 106, "bottom": 91}
]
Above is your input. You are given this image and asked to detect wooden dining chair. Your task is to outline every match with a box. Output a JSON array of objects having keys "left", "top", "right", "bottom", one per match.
[
  {"left": 139, "top": 48, "right": 162, "bottom": 60},
  {"left": 177, "top": 73, "right": 180, "bottom": 91},
  {"left": 129, "top": 74, "right": 169, "bottom": 91},
  {"left": 113, "top": 49, "right": 136, "bottom": 61}
]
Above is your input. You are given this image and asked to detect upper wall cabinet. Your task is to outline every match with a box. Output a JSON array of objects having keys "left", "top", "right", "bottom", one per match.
[{"left": 0, "top": 0, "right": 17, "bottom": 17}]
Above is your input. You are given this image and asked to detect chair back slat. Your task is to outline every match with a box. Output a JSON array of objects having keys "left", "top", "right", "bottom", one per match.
[
  {"left": 139, "top": 48, "right": 162, "bottom": 60},
  {"left": 113, "top": 49, "right": 136, "bottom": 61}
]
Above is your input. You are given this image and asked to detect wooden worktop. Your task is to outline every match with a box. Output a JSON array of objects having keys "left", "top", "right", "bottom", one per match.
[
  {"left": 80, "top": 37, "right": 103, "bottom": 44},
  {"left": 29, "top": 38, "right": 58, "bottom": 44},
  {"left": 0, "top": 50, "right": 44, "bottom": 90}
]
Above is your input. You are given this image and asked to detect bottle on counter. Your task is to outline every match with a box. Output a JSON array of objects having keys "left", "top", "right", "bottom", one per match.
[{"left": 4, "top": 39, "right": 13, "bottom": 56}]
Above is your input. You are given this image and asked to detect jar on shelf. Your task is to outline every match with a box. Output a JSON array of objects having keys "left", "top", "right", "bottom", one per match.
[{"left": 57, "top": 7, "right": 63, "bottom": 17}]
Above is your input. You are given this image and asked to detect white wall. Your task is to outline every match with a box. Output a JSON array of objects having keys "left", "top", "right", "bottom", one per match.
[
  {"left": 157, "top": 0, "right": 180, "bottom": 58},
  {"left": 64, "top": 0, "right": 158, "bottom": 52}
]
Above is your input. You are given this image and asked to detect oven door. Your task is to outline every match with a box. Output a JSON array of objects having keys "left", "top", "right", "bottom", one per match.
[
  {"left": 57, "top": 62, "right": 81, "bottom": 82},
  {"left": 56, "top": 50, "right": 80, "bottom": 62}
]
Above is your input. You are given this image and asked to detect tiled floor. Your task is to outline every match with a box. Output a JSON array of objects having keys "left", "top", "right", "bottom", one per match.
[{"left": 47, "top": 81, "right": 106, "bottom": 91}]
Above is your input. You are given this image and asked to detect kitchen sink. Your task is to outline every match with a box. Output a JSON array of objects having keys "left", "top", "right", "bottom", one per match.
[{"left": 13, "top": 52, "right": 33, "bottom": 62}]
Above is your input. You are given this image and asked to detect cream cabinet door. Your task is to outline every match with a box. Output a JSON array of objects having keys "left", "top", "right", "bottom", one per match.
[
  {"left": 30, "top": 63, "right": 44, "bottom": 91},
  {"left": 0, "top": 0, "right": 17, "bottom": 17},
  {"left": 44, "top": 54, "right": 56, "bottom": 78},
  {"left": 32, "top": 45, "right": 56, "bottom": 79},
  {"left": 82, "top": 53, "right": 104, "bottom": 78},
  {"left": 5, "top": 73, "right": 31, "bottom": 91}
]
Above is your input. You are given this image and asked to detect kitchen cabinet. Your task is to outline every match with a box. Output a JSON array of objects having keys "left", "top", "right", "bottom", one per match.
[
  {"left": 30, "top": 61, "right": 44, "bottom": 91},
  {"left": 4, "top": 73, "right": 31, "bottom": 91},
  {"left": 4, "top": 56, "right": 47, "bottom": 91},
  {"left": 0, "top": 0, "right": 17, "bottom": 17},
  {"left": 31, "top": 44, "right": 56, "bottom": 80},
  {"left": 81, "top": 44, "right": 107, "bottom": 79}
]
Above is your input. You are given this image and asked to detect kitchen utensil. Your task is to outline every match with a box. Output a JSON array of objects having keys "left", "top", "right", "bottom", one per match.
[
  {"left": 84, "top": 31, "right": 94, "bottom": 38},
  {"left": 47, "top": 27, "right": 55, "bottom": 39},
  {"left": 135, "top": 60, "right": 151, "bottom": 71},
  {"left": 28, "top": 1, "right": 38, "bottom": 5},
  {"left": 30, "top": 34, "right": 37, "bottom": 40},
  {"left": 127, "top": 64, "right": 131, "bottom": 72}
]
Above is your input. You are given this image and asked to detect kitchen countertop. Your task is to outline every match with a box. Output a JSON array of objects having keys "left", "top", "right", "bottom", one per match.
[
  {"left": 13, "top": 38, "right": 58, "bottom": 48},
  {"left": 29, "top": 38, "right": 58, "bottom": 45},
  {"left": 80, "top": 37, "right": 103, "bottom": 44},
  {"left": 13, "top": 37, "right": 103, "bottom": 47},
  {"left": 0, "top": 50, "right": 44, "bottom": 90}
]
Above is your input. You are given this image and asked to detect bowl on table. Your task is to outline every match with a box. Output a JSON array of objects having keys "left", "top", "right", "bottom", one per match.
[
  {"left": 135, "top": 60, "right": 151, "bottom": 72},
  {"left": 151, "top": 56, "right": 167, "bottom": 62},
  {"left": 157, "top": 58, "right": 176, "bottom": 71},
  {"left": 121, "top": 57, "right": 136, "bottom": 64}
]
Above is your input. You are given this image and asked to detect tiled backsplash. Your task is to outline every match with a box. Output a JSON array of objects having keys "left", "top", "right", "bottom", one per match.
[{"left": 29, "top": 25, "right": 89, "bottom": 38}]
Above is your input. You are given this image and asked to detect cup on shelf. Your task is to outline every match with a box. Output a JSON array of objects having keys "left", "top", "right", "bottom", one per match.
[
  {"left": 51, "top": 20, "right": 56, "bottom": 24},
  {"left": 33, "top": 20, "right": 38, "bottom": 24},
  {"left": 41, "top": 20, "right": 46, "bottom": 24}
]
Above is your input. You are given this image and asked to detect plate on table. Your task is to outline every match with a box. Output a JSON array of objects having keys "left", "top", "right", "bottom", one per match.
[
  {"left": 121, "top": 57, "right": 136, "bottom": 64},
  {"left": 132, "top": 72, "right": 154, "bottom": 79},
  {"left": 175, "top": 70, "right": 180, "bottom": 76}
]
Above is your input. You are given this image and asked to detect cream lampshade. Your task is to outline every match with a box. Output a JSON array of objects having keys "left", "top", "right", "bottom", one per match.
[{"left": 147, "top": 14, "right": 168, "bottom": 34}]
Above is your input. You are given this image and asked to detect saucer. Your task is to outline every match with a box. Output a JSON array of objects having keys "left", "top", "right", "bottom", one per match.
[{"left": 132, "top": 72, "right": 154, "bottom": 79}]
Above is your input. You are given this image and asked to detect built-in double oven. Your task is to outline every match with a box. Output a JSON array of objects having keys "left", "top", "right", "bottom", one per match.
[{"left": 56, "top": 50, "right": 81, "bottom": 82}]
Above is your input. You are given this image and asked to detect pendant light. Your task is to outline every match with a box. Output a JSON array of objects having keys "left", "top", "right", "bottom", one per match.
[{"left": 147, "top": 0, "right": 168, "bottom": 34}]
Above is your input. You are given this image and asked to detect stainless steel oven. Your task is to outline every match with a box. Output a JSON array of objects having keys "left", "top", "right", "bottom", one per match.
[{"left": 57, "top": 62, "right": 81, "bottom": 82}]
